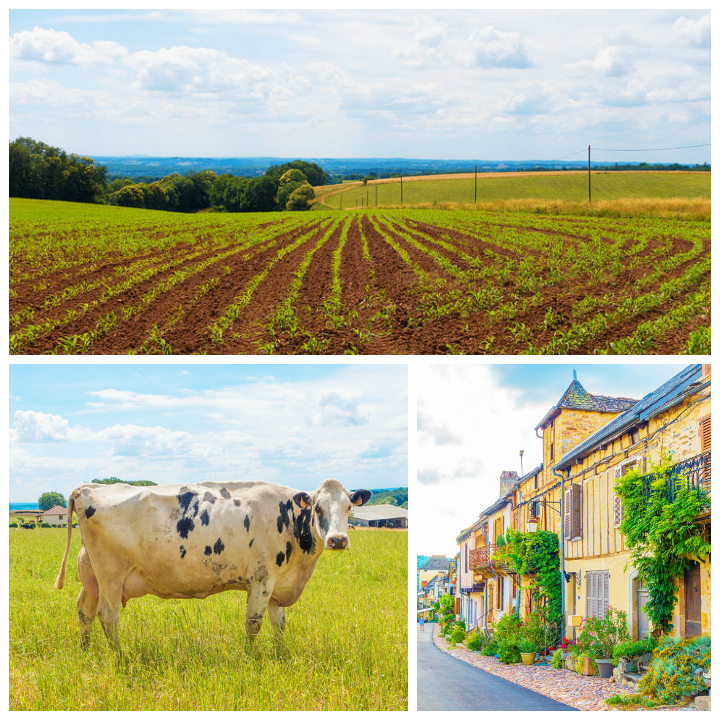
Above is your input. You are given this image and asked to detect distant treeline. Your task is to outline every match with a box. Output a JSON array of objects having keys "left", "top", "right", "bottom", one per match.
[
  {"left": 367, "top": 488, "right": 408, "bottom": 509},
  {"left": 9, "top": 137, "right": 108, "bottom": 203},
  {"left": 9, "top": 138, "right": 330, "bottom": 213},
  {"left": 92, "top": 477, "right": 157, "bottom": 486}
]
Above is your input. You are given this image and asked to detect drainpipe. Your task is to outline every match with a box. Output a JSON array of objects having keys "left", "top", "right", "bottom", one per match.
[{"left": 552, "top": 466, "right": 566, "bottom": 637}]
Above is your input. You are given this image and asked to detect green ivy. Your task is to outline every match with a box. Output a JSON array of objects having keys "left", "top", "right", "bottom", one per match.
[
  {"left": 495, "top": 528, "right": 561, "bottom": 625},
  {"left": 615, "top": 453, "right": 710, "bottom": 634}
]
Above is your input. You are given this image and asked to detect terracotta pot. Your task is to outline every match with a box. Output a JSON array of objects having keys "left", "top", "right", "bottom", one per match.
[
  {"left": 521, "top": 652, "right": 536, "bottom": 665},
  {"left": 582, "top": 656, "right": 597, "bottom": 676}
]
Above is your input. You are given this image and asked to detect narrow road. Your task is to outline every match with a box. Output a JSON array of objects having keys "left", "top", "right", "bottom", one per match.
[{"left": 417, "top": 626, "right": 577, "bottom": 711}]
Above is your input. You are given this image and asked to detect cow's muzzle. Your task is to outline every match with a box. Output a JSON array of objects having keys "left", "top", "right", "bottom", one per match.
[{"left": 327, "top": 535, "right": 349, "bottom": 550}]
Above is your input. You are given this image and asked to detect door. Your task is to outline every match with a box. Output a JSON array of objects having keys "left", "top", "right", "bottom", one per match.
[
  {"left": 684, "top": 562, "right": 701, "bottom": 638},
  {"left": 637, "top": 580, "right": 650, "bottom": 639}
]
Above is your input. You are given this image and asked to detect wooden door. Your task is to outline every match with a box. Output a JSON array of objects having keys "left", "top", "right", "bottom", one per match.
[
  {"left": 684, "top": 562, "right": 701, "bottom": 638},
  {"left": 637, "top": 580, "right": 650, "bottom": 639}
]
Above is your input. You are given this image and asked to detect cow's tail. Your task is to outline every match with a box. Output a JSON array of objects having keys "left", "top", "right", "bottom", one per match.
[{"left": 54, "top": 492, "right": 76, "bottom": 590}]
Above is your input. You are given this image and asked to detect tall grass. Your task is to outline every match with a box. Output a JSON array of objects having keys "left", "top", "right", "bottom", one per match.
[{"left": 10, "top": 527, "right": 407, "bottom": 710}]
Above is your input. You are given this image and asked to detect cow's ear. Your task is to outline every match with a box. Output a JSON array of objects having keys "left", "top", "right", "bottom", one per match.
[
  {"left": 293, "top": 492, "right": 312, "bottom": 509},
  {"left": 350, "top": 489, "right": 372, "bottom": 507}
]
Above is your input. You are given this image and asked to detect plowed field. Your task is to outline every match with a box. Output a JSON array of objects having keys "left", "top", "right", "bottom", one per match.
[{"left": 10, "top": 199, "right": 710, "bottom": 355}]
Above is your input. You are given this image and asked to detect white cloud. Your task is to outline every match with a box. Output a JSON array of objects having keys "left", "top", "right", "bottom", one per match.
[
  {"left": 672, "top": 14, "right": 710, "bottom": 48},
  {"left": 459, "top": 26, "right": 533, "bottom": 69},
  {"left": 500, "top": 83, "right": 555, "bottom": 115},
  {"left": 314, "top": 391, "right": 368, "bottom": 427},
  {"left": 10, "top": 26, "right": 127, "bottom": 66},
  {"left": 395, "top": 16, "right": 447, "bottom": 68},
  {"left": 97, "top": 424, "right": 196, "bottom": 457},
  {"left": 13, "top": 410, "right": 71, "bottom": 443},
  {"left": 590, "top": 45, "right": 634, "bottom": 77}
]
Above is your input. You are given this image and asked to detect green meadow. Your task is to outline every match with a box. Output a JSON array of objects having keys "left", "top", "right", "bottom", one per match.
[
  {"left": 10, "top": 527, "right": 408, "bottom": 711},
  {"left": 321, "top": 171, "right": 710, "bottom": 210}
]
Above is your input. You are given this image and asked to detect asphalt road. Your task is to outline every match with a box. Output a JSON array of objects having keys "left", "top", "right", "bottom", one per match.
[{"left": 417, "top": 625, "right": 578, "bottom": 711}]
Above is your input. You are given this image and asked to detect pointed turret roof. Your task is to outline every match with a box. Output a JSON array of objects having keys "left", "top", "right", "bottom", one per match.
[{"left": 535, "top": 371, "right": 638, "bottom": 430}]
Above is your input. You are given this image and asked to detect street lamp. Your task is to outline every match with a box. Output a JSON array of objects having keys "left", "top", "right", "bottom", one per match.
[{"left": 520, "top": 449, "right": 524, "bottom": 477}]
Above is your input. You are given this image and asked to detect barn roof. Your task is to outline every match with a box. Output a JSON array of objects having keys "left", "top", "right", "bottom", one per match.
[
  {"left": 42, "top": 505, "right": 68, "bottom": 515},
  {"left": 351, "top": 504, "right": 408, "bottom": 521}
]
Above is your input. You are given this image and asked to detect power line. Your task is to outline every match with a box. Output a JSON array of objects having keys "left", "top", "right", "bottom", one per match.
[{"left": 593, "top": 143, "right": 710, "bottom": 153}]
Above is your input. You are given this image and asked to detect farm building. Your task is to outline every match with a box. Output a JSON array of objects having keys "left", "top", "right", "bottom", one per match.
[
  {"left": 41, "top": 505, "right": 69, "bottom": 525},
  {"left": 350, "top": 504, "right": 408, "bottom": 528}
]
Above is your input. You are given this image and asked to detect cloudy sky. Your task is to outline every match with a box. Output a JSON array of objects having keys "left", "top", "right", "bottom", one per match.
[
  {"left": 9, "top": 364, "right": 407, "bottom": 503},
  {"left": 417, "top": 363, "right": 690, "bottom": 558},
  {"left": 9, "top": 8, "right": 710, "bottom": 161}
]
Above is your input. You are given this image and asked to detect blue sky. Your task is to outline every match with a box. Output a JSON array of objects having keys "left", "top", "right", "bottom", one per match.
[
  {"left": 9, "top": 364, "right": 408, "bottom": 503},
  {"left": 9, "top": 8, "right": 710, "bottom": 161},
  {"left": 417, "top": 363, "right": 690, "bottom": 556}
]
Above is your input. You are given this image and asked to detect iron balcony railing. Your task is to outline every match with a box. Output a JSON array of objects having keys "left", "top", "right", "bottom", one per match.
[
  {"left": 469, "top": 544, "right": 496, "bottom": 570},
  {"left": 641, "top": 451, "right": 710, "bottom": 504}
]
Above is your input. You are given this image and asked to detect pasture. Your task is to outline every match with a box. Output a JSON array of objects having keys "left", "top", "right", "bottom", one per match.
[
  {"left": 10, "top": 199, "right": 710, "bottom": 354},
  {"left": 9, "top": 526, "right": 408, "bottom": 711},
  {"left": 319, "top": 171, "right": 711, "bottom": 214}
]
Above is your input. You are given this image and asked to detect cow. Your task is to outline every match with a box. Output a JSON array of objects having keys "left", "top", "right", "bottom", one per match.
[
  {"left": 54, "top": 478, "right": 371, "bottom": 652},
  {"left": 21, "top": 523, "right": 35, "bottom": 529}
]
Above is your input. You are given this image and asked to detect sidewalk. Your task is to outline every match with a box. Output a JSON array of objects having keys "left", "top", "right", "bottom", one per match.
[{"left": 432, "top": 626, "right": 691, "bottom": 711}]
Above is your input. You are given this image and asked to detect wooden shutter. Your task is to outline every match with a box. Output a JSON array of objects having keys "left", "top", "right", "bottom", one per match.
[
  {"left": 601, "top": 571, "right": 610, "bottom": 618},
  {"left": 586, "top": 571, "right": 596, "bottom": 618},
  {"left": 570, "top": 483, "right": 582, "bottom": 540},
  {"left": 494, "top": 516, "right": 504, "bottom": 542},
  {"left": 564, "top": 488, "right": 571, "bottom": 537},
  {"left": 614, "top": 466, "right": 623, "bottom": 526},
  {"left": 700, "top": 415, "right": 711, "bottom": 491}
]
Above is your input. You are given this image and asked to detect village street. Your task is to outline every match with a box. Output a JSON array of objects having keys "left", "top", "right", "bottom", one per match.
[{"left": 417, "top": 626, "right": 577, "bottom": 711}]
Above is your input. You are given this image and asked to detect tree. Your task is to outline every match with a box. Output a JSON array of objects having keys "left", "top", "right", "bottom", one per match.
[
  {"left": 38, "top": 492, "right": 66, "bottom": 511},
  {"left": 265, "top": 160, "right": 329, "bottom": 186},
  {"left": 286, "top": 182, "right": 315, "bottom": 210},
  {"left": 275, "top": 180, "right": 304, "bottom": 209},
  {"left": 240, "top": 176, "right": 279, "bottom": 212},
  {"left": 279, "top": 169, "right": 308, "bottom": 186}
]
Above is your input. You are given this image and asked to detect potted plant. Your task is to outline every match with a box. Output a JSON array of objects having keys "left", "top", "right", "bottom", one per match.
[
  {"left": 518, "top": 637, "right": 539, "bottom": 665},
  {"left": 577, "top": 608, "right": 630, "bottom": 679}
]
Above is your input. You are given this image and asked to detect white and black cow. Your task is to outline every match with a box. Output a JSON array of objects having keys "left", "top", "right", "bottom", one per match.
[{"left": 54, "top": 478, "right": 371, "bottom": 651}]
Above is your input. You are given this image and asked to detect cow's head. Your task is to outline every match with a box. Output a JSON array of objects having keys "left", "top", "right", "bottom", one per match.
[{"left": 293, "top": 479, "right": 371, "bottom": 551}]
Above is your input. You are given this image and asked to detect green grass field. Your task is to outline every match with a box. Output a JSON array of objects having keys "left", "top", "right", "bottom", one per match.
[
  {"left": 321, "top": 171, "right": 711, "bottom": 210},
  {"left": 10, "top": 527, "right": 408, "bottom": 710}
]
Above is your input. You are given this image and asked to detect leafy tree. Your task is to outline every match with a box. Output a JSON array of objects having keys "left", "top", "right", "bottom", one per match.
[
  {"left": 279, "top": 169, "right": 308, "bottom": 186},
  {"left": 265, "top": 160, "right": 329, "bottom": 186},
  {"left": 38, "top": 492, "right": 66, "bottom": 511},
  {"left": 276, "top": 180, "right": 304, "bottom": 209},
  {"left": 240, "top": 176, "right": 279, "bottom": 212},
  {"left": 286, "top": 183, "right": 315, "bottom": 210},
  {"left": 92, "top": 477, "right": 157, "bottom": 486}
]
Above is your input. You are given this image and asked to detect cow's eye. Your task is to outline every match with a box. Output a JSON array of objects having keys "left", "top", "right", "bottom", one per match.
[{"left": 314, "top": 504, "right": 322, "bottom": 514}]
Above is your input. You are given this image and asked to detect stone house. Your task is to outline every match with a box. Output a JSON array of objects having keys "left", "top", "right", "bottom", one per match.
[{"left": 41, "top": 505, "right": 69, "bottom": 525}]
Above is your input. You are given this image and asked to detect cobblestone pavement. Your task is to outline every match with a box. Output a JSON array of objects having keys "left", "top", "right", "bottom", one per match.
[{"left": 433, "top": 626, "right": 692, "bottom": 711}]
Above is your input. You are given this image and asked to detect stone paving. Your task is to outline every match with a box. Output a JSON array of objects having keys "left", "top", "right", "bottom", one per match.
[{"left": 433, "top": 626, "right": 693, "bottom": 711}]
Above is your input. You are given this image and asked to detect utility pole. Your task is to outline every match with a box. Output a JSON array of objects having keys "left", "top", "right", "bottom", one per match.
[
  {"left": 340, "top": 193, "right": 342, "bottom": 210},
  {"left": 375, "top": 184, "right": 377, "bottom": 206},
  {"left": 474, "top": 165, "right": 477, "bottom": 204},
  {"left": 588, "top": 144, "right": 592, "bottom": 204},
  {"left": 400, "top": 175, "right": 403, "bottom": 205},
  {"left": 366, "top": 189, "right": 369, "bottom": 207}
]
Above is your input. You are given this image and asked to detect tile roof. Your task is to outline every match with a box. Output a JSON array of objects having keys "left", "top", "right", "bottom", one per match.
[
  {"left": 554, "top": 364, "right": 702, "bottom": 470},
  {"left": 421, "top": 555, "right": 451, "bottom": 571},
  {"left": 42, "top": 505, "right": 68, "bottom": 515},
  {"left": 536, "top": 372, "right": 638, "bottom": 429}
]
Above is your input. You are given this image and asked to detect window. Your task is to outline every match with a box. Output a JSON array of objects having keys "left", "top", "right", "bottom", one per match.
[
  {"left": 59, "top": 515, "right": 64, "bottom": 521},
  {"left": 614, "top": 459, "right": 639, "bottom": 526},
  {"left": 564, "top": 482, "right": 582, "bottom": 540},
  {"left": 630, "top": 428, "right": 640, "bottom": 446},
  {"left": 550, "top": 443, "right": 554, "bottom": 461},
  {"left": 464, "top": 544, "right": 468, "bottom": 573},
  {"left": 529, "top": 500, "right": 540, "bottom": 519},
  {"left": 493, "top": 516, "right": 504, "bottom": 543},
  {"left": 586, "top": 570, "right": 609, "bottom": 618},
  {"left": 534, "top": 473, "right": 538, "bottom": 490}
]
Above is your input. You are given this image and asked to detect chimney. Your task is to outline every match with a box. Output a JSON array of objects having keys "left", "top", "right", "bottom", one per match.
[{"left": 499, "top": 470, "right": 518, "bottom": 498}]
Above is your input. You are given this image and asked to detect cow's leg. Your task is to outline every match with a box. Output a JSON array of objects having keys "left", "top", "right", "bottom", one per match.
[
  {"left": 245, "top": 580, "right": 274, "bottom": 643},
  {"left": 267, "top": 602, "right": 286, "bottom": 635},
  {"left": 96, "top": 582, "right": 123, "bottom": 653},
  {"left": 76, "top": 587, "right": 98, "bottom": 650}
]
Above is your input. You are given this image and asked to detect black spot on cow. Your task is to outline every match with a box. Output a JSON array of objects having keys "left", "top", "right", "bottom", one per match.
[
  {"left": 293, "top": 508, "right": 315, "bottom": 554},
  {"left": 213, "top": 537, "right": 225, "bottom": 555},
  {"left": 85, "top": 505, "right": 96, "bottom": 519},
  {"left": 319, "top": 514, "right": 330, "bottom": 534},
  {"left": 285, "top": 541, "right": 293, "bottom": 563},
  {"left": 233, "top": 499, "right": 241, "bottom": 507},
  {"left": 176, "top": 516, "right": 195, "bottom": 539},
  {"left": 220, "top": 487, "right": 231, "bottom": 499},
  {"left": 244, "top": 514, "right": 250, "bottom": 532},
  {"left": 179, "top": 545, "right": 186, "bottom": 559},
  {"left": 277, "top": 500, "right": 291, "bottom": 534},
  {"left": 203, "top": 491, "right": 216, "bottom": 504},
  {"left": 200, "top": 509, "right": 210, "bottom": 526},
  {"left": 204, "top": 546, "right": 212, "bottom": 556},
  {"left": 177, "top": 491, "right": 196, "bottom": 514},
  {"left": 249, "top": 538, "right": 254, "bottom": 548},
  {"left": 192, "top": 501, "right": 199, "bottom": 517},
  {"left": 276, "top": 552, "right": 285, "bottom": 567}
]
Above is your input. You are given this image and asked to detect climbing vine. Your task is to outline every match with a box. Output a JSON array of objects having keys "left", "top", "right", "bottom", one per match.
[
  {"left": 494, "top": 528, "right": 561, "bottom": 625},
  {"left": 615, "top": 453, "right": 711, "bottom": 635}
]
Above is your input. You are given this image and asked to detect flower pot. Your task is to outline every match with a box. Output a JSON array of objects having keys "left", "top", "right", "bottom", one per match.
[
  {"left": 521, "top": 652, "right": 536, "bottom": 665},
  {"left": 596, "top": 658, "right": 614, "bottom": 678},
  {"left": 582, "top": 657, "right": 596, "bottom": 676}
]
